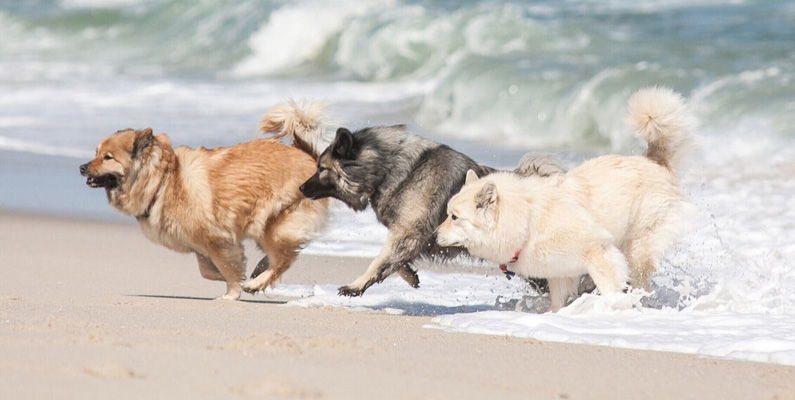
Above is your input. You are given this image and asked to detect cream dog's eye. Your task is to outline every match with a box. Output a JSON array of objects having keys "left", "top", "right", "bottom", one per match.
[
  {"left": 451, "top": 214, "right": 458, "bottom": 221},
  {"left": 103, "top": 154, "right": 113, "bottom": 161}
]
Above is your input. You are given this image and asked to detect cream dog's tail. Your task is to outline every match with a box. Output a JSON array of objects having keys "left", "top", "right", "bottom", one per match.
[
  {"left": 626, "top": 87, "right": 696, "bottom": 177},
  {"left": 260, "top": 98, "right": 334, "bottom": 159}
]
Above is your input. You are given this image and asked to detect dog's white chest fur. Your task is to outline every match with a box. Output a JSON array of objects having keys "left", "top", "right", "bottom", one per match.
[{"left": 138, "top": 214, "right": 193, "bottom": 254}]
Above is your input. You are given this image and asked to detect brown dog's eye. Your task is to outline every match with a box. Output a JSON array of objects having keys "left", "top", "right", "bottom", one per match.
[{"left": 103, "top": 154, "right": 113, "bottom": 161}]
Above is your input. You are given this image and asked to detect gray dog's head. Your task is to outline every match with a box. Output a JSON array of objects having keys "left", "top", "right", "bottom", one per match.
[{"left": 300, "top": 127, "right": 371, "bottom": 211}]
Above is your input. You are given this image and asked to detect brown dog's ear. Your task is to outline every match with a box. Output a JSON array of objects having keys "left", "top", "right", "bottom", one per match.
[
  {"left": 133, "top": 128, "right": 155, "bottom": 158},
  {"left": 476, "top": 181, "right": 497, "bottom": 210},
  {"left": 465, "top": 169, "right": 479, "bottom": 185},
  {"left": 332, "top": 127, "right": 357, "bottom": 159}
]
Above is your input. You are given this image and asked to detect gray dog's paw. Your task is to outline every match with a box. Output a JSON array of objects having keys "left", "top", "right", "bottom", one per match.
[{"left": 337, "top": 285, "right": 365, "bottom": 297}]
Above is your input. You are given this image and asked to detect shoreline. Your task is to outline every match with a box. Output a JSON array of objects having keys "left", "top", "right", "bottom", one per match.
[{"left": 1, "top": 211, "right": 793, "bottom": 399}]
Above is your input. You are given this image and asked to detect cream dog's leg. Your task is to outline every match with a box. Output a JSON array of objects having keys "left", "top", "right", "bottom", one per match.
[
  {"left": 547, "top": 277, "right": 580, "bottom": 312},
  {"left": 583, "top": 243, "right": 629, "bottom": 295}
]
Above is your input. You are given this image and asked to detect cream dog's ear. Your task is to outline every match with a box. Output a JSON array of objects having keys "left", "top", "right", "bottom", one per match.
[
  {"left": 475, "top": 181, "right": 497, "bottom": 210},
  {"left": 465, "top": 169, "right": 479, "bottom": 185}
]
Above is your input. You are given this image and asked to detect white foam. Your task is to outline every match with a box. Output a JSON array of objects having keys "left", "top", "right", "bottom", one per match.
[
  {"left": 302, "top": 201, "right": 387, "bottom": 258},
  {"left": 264, "top": 270, "right": 795, "bottom": 366},
  {"left": 271, "top": 270, "right": 532, "bottom": 316},
  {"left": 432, "top": 308, "right": 795, "bottom": 366}
]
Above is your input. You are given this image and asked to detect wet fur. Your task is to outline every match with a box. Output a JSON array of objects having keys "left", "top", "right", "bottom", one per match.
[
  {"left": 79, "top": 100, "right": 331, "bottom": 300},
  {"left": 436, "top": 87, "right": 695, "bottom": 311},
  {"left": 300, "top": 125, "right": 564, "bottom": 296}
]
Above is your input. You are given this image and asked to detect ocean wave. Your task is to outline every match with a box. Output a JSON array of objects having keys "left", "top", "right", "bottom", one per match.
[
  {"left": 0, "top": 136, "right": 92, "bottom": 158},
  {"left": 1, "top": 0, "right": 793, "bottom": 149}
]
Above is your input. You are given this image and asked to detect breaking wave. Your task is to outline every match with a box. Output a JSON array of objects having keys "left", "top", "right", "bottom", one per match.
[{"left": 1, "top": 0, "right": 793, "bottom": 150}]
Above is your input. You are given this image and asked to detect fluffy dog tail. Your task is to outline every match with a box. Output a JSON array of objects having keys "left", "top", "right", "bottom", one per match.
[
  {"left": 260, "top": 98, "right": 333, "bottom": 159},
  {"left": 514, "top": 153, "right": 567, "bottom": 177},
  {"left": 626, "top": 87, "right": 696, "bottom": 177}
]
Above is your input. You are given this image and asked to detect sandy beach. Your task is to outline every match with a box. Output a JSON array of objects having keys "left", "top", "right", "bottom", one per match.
[
  {"left": 0, "top": 211, "right": 792, "bottom": 400},
  {"left": 2, "top": 0, "right": 795, "bottom": 398}
]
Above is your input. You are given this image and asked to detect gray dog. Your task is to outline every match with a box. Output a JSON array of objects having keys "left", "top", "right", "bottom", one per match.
[{"left": 300, "top": 125, "right": 563, "bottom": 297}]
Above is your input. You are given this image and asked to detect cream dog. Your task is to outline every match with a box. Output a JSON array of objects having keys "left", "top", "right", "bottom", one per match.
[{"left": 436, "top": 87, "right": 695, "bottom": 311}]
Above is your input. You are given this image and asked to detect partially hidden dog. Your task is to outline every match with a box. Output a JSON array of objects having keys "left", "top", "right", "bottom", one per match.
[
  {"left": 79, "top": 100, "right": 331, "bottom": 300},
  {"left": 299, "top": 122, "right": 565, "bottom": 296},
  {"left": 435, "top": 87, "right": 695, "bottom": 311}
]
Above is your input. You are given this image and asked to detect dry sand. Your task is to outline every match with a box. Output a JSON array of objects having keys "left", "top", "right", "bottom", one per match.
[{"left": 1, "top": 211, "right": 793, "bottom": 400}]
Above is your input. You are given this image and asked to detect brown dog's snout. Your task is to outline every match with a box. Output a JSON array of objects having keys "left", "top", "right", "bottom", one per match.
[{"left": 79, "top": 162, "right": 89, "bottom": 176}]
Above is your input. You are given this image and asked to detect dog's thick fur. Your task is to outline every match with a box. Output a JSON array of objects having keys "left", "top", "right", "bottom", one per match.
[
  {"left": 79, "top": 99, "right": 331, "bottom": 300},
  {"left": 299, "top": 124, "right": 564, "bottom": 296},
  {"left": 436, "top": 87, "right": 695, "bottom": 311}
]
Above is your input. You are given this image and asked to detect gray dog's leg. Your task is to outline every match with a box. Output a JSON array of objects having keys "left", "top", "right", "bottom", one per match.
[
  {"left": 397, "top": 265, "right": 420, "bottom": 288},
  {"left": 338, "top": 233, "right": 422, "bottom": 296}
]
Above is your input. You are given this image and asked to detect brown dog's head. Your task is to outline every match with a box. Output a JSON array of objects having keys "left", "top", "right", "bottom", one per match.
[{"left": 79, "top": 128, "right": 155, "bottom": 192}]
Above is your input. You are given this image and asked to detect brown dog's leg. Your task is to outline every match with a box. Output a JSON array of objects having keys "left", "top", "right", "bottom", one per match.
[
  {"left": 243, "top": 240, "right": 299, "bottom": 294},
  {"left": 196, "top": 253, "right": 224, "bottom": 281},
  {"left": 205, "top": 244, "right": 246, "bottom": 300},
  {"left": 243, "top": 204, "right": 316, "bottom": 294}
]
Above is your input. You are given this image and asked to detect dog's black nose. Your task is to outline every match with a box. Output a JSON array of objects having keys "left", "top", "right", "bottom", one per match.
[
  {"left": 79, "top": 163, "right": 88, "bottom": 176},
  {"left": 431, "top": 231, "right": 438, "bottom": 241},
  {"left": 299, "top": 184, "right": 305, "bottom": 194}
]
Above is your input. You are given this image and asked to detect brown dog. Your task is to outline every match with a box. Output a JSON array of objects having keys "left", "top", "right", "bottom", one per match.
[{"left": 79, "top": 100, "right": 331, "bottom": 299}]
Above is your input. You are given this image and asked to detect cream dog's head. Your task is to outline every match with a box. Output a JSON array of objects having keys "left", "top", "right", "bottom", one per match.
[{"left": 435, "top": 169, "right": 499, "bottom": 253}]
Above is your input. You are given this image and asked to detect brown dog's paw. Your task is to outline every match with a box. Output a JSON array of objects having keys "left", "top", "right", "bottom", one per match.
[
  {"left": 242, "top": 283, "right": 262, "bottom": 294},
  {"left": 242, "top": 269, "right": 276, "bottom": 294}
]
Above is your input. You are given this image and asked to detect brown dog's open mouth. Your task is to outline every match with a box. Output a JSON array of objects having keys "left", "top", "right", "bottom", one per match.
[{"left": 86, "top": 174, "right": 119, "bottom": 189}]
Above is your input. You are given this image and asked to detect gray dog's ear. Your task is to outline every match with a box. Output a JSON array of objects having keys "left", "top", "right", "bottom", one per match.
[
  {"left": 476, "top": 181, "right": 497, "bottom": 210},
  {"left": 332, "top": 127, "right": 356, "bottom": 159},
  {"left": 133, "top": 128, "right": 154, "bottom": 158},
  {"left": 465, "top": 169, "right": 479, "bottom": 185}
]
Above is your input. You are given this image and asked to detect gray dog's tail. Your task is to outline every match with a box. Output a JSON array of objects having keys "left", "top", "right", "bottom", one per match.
[
  {"left": 260, "top": 98, "right": 334, "bottom": 159},
  {"left": 626, "top": 87, "right": 696, "bottom": 177},
  {"left": 514, "top": 153, "right": 567, "bottom": 177}
]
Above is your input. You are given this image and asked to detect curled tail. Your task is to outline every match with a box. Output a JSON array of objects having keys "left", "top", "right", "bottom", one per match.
[
  {"left": 260, "top": 98, "right": 333, "bottom": 159},
  {"left": 514, "top": 153, "right": 566, "bottom": 177},
  {"left": 626, "top": 87, "right": 696, "bottom": 177}
]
